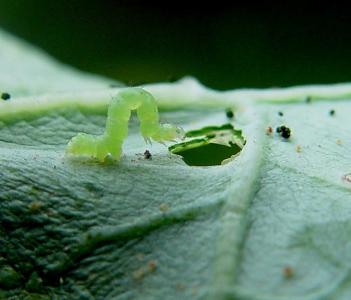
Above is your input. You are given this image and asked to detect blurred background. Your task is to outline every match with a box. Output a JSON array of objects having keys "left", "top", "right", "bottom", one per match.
[{"left": 0, "top": 2, "right": 350, "bottom": 90}]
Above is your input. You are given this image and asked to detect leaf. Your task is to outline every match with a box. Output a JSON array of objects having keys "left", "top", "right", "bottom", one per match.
[
  {"left": 1, "top": 28, "right": 351, "bottom": 300},
  {"left": 169, "top": 124, "right": 245, "bottom": 166}
]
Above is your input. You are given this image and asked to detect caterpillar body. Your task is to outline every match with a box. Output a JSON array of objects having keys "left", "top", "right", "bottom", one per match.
[{"left": 66, "top": 88, "right": 184, "bottom": 162}]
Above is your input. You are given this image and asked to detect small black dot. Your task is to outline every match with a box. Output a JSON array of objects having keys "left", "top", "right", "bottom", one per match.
[
  {"left": 225, "top": 109, "right": 234, "bottom": 119},
  {"left": 278, "top": 111, "right": 284, "bottom": 116},
  {"left": 281, "top": 128, "right": 291, "bottom": 139},
  {"left": 329, "top": 109, "right": 335, "bottom": 116},
  {"left": 144, "top": 150, "right": 152, "bottom": 159},
  {"left": 276, "top": 125, "right": 291, "bottom": 139},
  {"left": 1, "top": 92, "right": 11, "bottom": 100}
]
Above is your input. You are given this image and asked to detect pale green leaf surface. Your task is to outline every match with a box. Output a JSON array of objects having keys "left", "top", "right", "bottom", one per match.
[{"left": 0, "top": 29, "right": 351, "bottom": 300}]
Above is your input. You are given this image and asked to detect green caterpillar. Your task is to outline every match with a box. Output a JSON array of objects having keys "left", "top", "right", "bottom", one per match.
[{"left": 66, "top": 88, "right": 184, "bottom": 162}]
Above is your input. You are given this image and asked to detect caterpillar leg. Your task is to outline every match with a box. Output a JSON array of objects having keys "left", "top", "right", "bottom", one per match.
[
  {"left": 95, "top": 136, "right": 110, "bottom": 162},
  {"left": 109, "top": 141, "right": 123, "bottom": 161},
  {"left": 94, "top": 136, "right": 123, "bottom": 162}
]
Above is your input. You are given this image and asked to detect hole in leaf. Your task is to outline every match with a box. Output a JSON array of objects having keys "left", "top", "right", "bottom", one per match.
[{"left": 169, "top": 123, "right": 245, "bottom": 166}]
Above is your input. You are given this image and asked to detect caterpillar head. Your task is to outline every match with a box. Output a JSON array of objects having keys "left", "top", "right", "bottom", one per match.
[{"left": 151, "top": 124, "right": 185, "bottom": 143}]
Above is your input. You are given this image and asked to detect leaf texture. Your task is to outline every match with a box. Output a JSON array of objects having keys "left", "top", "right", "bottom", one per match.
[{"left": 1, "top": 29, "right": 351, "bottom": 300}]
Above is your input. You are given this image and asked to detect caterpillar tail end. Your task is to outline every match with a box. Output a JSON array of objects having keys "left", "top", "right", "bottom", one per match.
[{"left": 66, "top": 133, "right": 97, "bottom": 157}]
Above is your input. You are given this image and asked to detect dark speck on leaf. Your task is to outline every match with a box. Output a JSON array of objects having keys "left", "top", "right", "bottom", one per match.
[
  {"left": 283, "top": 266, "right": 294, "bottom": 278},
  {"left": 29, "top": 201, "right": 43, "bottom": 213},
  {"left": 276, "top": 125, "right": 291, "bottom": 139},
  {"left": 342, "top": 174, "right": 351, "bottom": 183},
  {"left": 329, "top": 109, "right": 335, "bottom": 116},
  {"left": 225, "top": 108, "right": 234, "bottom": 119},
  {"left": 147, "top": 260, "right": 157, "bottom": 272},
  {"left": 266, "top": 126, "right": 273, "bottom": 135},
  {"left": 278, "top": 111, "right": 284, "bottom": 116},
  {"left": 144, "top": 150, "right": 152, "bottom": 159},
  {"left": 1, "top": 92, "right": 11, "bottom": 100},
  {"left": 305, "top": 96, "right": 311, "bottom": 103}
]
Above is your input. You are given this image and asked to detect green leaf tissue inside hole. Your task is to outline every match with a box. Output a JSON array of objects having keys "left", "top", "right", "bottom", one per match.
[{"left": 169, "top": 123, "right": 245, "bottom": 166}]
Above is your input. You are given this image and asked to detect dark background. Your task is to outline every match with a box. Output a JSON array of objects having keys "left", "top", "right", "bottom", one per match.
[{"left": 0, "top": 2, "right": 350, "bottom": 90}]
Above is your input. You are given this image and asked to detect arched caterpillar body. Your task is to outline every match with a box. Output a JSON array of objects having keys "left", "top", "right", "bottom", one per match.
[{"left": 66, "top": 88, "right": 184, "bottom": 162}]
